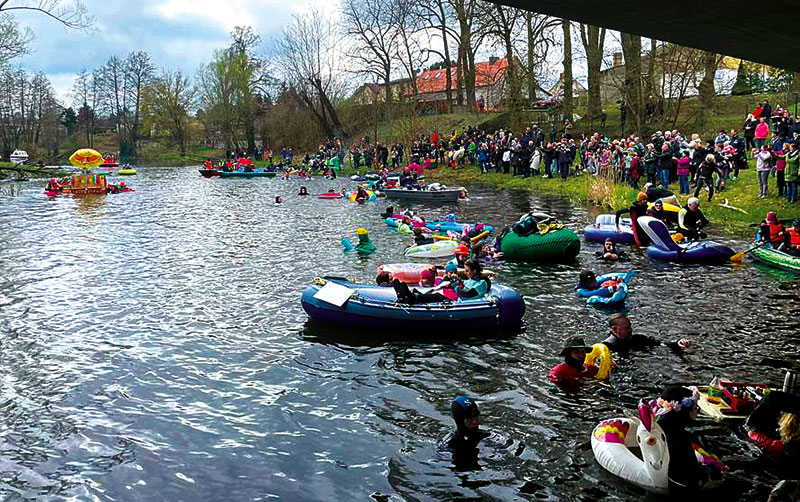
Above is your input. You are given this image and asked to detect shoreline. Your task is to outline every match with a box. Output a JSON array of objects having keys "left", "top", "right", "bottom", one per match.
[{"left": 426, "top": 162, "right": 799, "bottom": 239}]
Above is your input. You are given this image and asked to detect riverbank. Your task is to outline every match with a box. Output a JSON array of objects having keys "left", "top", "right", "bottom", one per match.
[
  {"left": 0, "top": 162, "right": 71, "bottom": 179},
  {"left": 427, "top": 162, "right": 799, "bottom": 238}
]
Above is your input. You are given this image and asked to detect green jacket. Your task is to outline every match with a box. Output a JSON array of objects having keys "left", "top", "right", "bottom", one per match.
[{"left": 786, "top": 151, "right": 800, "bottom": 182}]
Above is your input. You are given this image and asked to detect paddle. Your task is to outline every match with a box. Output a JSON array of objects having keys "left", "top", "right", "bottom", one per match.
[{"left": 730, "top": 242, "right": 764, "bottom": 262}]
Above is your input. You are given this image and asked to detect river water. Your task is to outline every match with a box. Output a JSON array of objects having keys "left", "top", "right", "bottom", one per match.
[{"left": 0, "top": 168, "right": 798, "bottom": 501}]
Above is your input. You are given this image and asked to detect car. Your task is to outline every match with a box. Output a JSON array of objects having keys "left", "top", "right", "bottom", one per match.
[{"left": 533, "top": 98, "right": 562, "bottom": 108}]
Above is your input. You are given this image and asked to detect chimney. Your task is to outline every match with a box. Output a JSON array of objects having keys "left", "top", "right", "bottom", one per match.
[
  {"left": 613, "top": 52, "right": 623, "bottom": 68},
  {"left": 489, "top": 56, "right": 499, "bottom": 65}
]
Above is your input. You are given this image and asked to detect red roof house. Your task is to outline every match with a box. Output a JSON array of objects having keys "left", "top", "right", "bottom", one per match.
[{"left": 409, "top": 57, "right": 510, "bottom": 112}]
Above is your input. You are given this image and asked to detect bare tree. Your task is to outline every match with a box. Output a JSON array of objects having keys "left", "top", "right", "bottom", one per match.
[
  {"left": 125, "top": 51, "right": 155, "bottom": 155},
  {"left": 392, "top": 0, "right": 426, "bottom": 98},
  {"left": 0, "top": 13, "right": 31, "bottom": 62},
  {"left": 71, "top": 68, "right": 100, "bottom": 147},
  {"left": 275, "top": 9, "right": 345, "bottom": 138},
  {"left": 449, "top": 0, "right": 486, "bottom": 112},
  {"left": 485, "top": 4, "right": 523, "bottom": 119},
  {"left": 0, "top": 0, "right": 92, "bottom": 29},
  {"left": 579, "top": 24, "right": 606, "bottom": 127},
  {"left": 144, "top": 70, "right": 196, "bottom": 154},
  {"left": 525, "top": 13, "right": 558, "bottom": 103},
  {"left": 561, "top": 19, "right": 573, "bottom": 121},
  {"left": 621, "top": 32, "right": 644, "bottom": 135},
  {"left": 416, "top": 0, "right": 457, "bottom": 111}
]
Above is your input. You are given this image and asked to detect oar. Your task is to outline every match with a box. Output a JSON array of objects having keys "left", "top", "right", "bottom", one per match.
[{"left": 730, "top": 242, "right": 763, "bottom": 262}]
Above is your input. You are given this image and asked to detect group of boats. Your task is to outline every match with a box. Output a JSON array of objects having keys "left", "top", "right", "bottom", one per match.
[{"left": 41, "top": 149, "right": 136, "bottom": 197}]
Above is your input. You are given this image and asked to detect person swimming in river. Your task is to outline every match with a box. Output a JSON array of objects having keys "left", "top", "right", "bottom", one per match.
[
  {"left": 412, "top": 227, "right": 434, "bottom": 245},
  {"left": 298, "top": 186, "right": 309, "bottom": 196},
  {"left": 380, "top": 206, "right": 395, "bottom": 219},
  {"left": 746, "top": 389, "right": 800, "bottom": 477},
  {"left": 275, "top": 196, "right": 284, "bottom": 204},
  {"left": 647, "top": 199, "right": 672, "bottom": 228},
  {"left": 355, "top": 186, "right": 369, "bottom": 203},
  {"left": 547, "top": 336, "right": 598, "bottom": 387},
  {"left": 594, "top": 238, "right": 627, "bottom": 261}
]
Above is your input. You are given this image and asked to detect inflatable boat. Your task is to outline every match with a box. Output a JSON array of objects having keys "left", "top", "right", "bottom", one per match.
[
  {"left": 404, "top": 240, "right": 459, "bottom": 259},
  {"left": 637, "top": 216, "right": 735, "bottom": 264},
  {"left": 499, "top": 228, "right": 581, "bottom": 262},
  {"left": 583, "top": 214, "right": 637, "bottom": 245},
  {"left": 577, "top": 271, "right": 635, "bottom": 308},
  {"left": 301, "top": 277, "right": 525, "bottom": 330},
  {"left": 385, "top": 217, "right": 494, "bottom": 234}
]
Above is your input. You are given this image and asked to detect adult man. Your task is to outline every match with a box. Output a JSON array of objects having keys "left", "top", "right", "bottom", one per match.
[
  {"left": 678, "top": 197, "right": 710, "bottom": 240},
  {"left": 602, "top": 314, "right": 690, "bottom": 354},
  {"left": 729, "top": 129, "right": 746, "bottom": 179}
]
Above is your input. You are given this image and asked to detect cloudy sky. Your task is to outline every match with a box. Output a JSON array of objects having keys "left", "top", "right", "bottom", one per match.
[{"left": 14, "top": 0, "right": 314, "bottom": 103}]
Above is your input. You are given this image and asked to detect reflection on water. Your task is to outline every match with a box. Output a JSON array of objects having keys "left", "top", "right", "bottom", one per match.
[{"left": 0, "top": 168, "right": 798, "bottom": 500}]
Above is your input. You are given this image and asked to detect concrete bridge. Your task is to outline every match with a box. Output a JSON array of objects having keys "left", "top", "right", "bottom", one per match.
[{"left": 490, "top": 0, "right": 799, "bottom": 72}]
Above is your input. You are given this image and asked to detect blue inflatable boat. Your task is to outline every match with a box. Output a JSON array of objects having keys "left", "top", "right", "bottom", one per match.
[
  {"left": 301, "top": 278, "right": 525, "bottom": 330},
  {"left": 583, "top": 214, "right": 637, "bottom": 244},
  {"left": 637, "top": 216, "right": 735, "bottom": 264},
  {"left": 576, "top": 271, "right": 635, "bottom": 308},
  {"left": 384, "top": 217, "right": 494, "bottom": 234}
]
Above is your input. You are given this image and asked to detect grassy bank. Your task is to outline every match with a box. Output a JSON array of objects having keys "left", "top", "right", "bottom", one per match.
[{"left": 428, "top": 161, "right": 799, "bottom": 238}]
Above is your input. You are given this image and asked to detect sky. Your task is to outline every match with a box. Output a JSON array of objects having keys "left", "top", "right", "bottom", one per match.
[{"left": 13, "top": 0, "right": 314, "bottom": 104}]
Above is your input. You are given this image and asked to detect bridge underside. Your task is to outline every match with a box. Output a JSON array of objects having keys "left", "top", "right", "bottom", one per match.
[{"left": 490, "top": 0, "right": 799, "bottom": 72}]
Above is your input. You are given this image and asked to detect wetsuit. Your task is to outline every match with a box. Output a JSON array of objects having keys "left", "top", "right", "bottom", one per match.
[
  {"left": 615, "top": 202, "right": 650, "bottom": 245},
  {"left": 659, "top": 412, "right": 713, "bottom": 495},
  {"left": 678, "top": 208, "right": 710, "bottom": 240},
  {"left": 602, "top": 333, "right": 682, "bottom": 354}
]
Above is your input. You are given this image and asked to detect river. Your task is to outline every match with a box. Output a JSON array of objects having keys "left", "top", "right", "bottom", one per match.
[{"left": 0, "top": 168, "right": 798, "bottom": 501}]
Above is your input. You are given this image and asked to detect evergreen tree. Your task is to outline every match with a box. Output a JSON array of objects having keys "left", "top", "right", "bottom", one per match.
[{"left": 730, "top": 60, "right": 751, "bottom": 95}]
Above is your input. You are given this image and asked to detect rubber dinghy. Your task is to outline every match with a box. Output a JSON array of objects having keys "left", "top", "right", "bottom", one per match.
[
  {"left": 301, "top": 277, "right": 525, "bottom": 330},
  {"left": 385, "top": 217, "right": 494, "bottom": 234},
  {"left": 637, "top": 216, "right": 735, "bottom": 264},
  {"left": 750, "top": 245, "right": 800, "bottom": 274},
  {"left": 583, "top": 214, "right": 636, "bottom": 245},
  {"left": 499, "top": 228, "right": 581, "bottom": 262},
  {"left": 577, "top": 271, "right": 635, "bottom": 308}
]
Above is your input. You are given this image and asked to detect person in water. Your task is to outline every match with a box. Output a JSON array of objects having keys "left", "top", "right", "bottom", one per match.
[
  {"left": 655, "top": 386, "right": 724, "bottom": 496},
  {"left": 45, "top": 177, "right": 60, "bottom": 192},
  {"left": 547, "top": 336, "right": 598, "bottom": 386},
  {"left": 380, "top": 206, "right": 394, "bottom": 219},
  {"left": 275, "top": 196, "right": 284, "bottom": 204},
  {"left": 647, "top": 199, "right": 672, "bottom": 228},
  {"left": 355, "top": 186, "right": 369, "bottom": 202},
  {"left": 354, "top": 227, "right": 376, "bottom": 256},
  {"left": 576, "top": 270, "right": 620, "bottom": 298},
  {"left": 615, "top": 191, "right": 651, "bottom": 245},
  {"left": 678, "top": 197, "right": 710, "bottom": 240},
  {"left": 441, "top": 395, "right": 490, "bottom": 471},
  {"left": 746, "top": 389, "right": 800, "bottom": 473},
  {"left": 594, "top": 238, "right": 627, "bottom": 261},
  {"left": 412, "top": 227, "right": 434, "bottom": 246},
  {"left": 759, "top": 211, "right": 786, "bottom": 247},
  {"left": 298, "top": 186, "right": 309, "bottom": 196},
  {"left": 603, "top": 314, "right": 690, "bottom": 354},
  {"left": 642, "top": 182, "right": 680, "bottom": 206}
]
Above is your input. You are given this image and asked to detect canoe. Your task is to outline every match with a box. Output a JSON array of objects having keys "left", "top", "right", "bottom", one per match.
[
  {"left": 500, "top": 228, "right": 581, "bottom": 262},
  {"left": 750, "top": 246, "right": 800, "bottom": 273},
  {"left": 577, "top": 271, "right": 635, "bottom": 308},
  {"left": 638, "top": 216, "right": 735, "bottom": 264},
  {"left": 301, "top": 278, "right": 525, "bottom": 330},
  {"left": 199, "top": 169, "right": 220, "bottom": 177},
  {"left": 384, "top": 188, "right": 462, "bottom": 203},
  {"left": 404, "top": 240, "right": 459, "bottom": 259},
  {"left": 583, "top": 214, "right": 636, "bottom": 244},
  {"left": 218, "top": 170, "right": 277, "bottom": 178}
]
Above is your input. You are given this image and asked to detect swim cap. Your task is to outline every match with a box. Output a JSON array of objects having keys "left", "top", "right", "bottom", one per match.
[
  {"left": 445, "top": 261, "right": 457, "bottom": 273},
  {"left": 356, "top": 227, "right": 368, "bottom": 235},
  {"left": 654, "top": 199, "right": 663, "bottom": 205},
  {"left": 451, "top": 395, "right": 480, "bottom": 420},
  {"left": 637, "top": 192, "right": 647, "bottom": 202}
]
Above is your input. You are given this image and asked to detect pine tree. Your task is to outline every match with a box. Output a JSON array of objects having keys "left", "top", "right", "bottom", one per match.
[{"left": 730, "top": 60, "right": 751, "bottom": 96}]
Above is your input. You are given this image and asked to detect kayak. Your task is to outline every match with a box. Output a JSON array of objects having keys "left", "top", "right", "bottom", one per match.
[
  {"left": 404, "top": 240, "right": 459, "bottom": 259},
  {"left": 583, "top": 214, "right": 636, "bottom": 245},
  {"left": 317, "top": 192, "right": 344, "bottom": 199},
  {"left": 500, "top": 228, "right": 581, "bottom": 262},
  {"left": 577, "top": 271, "right": 635, "bottom": 308},
  {"left": 301, "top": 277, "right": 525, "bottom": 330},
  {"left": 638, "top": 216, "right": 735, "bottom": 264},
  {"left": 199, "top": 169, "right": 220, "bottom": 177},
  {"left": 750, "top": 246, "right": 800, "bottom": 274},
  {"left": 118, "top": 168, "right": 137, "bottom": 175}
]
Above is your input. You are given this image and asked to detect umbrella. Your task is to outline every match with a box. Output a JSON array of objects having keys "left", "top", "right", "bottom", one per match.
[{"left": 69, "top": 149, "right": 104, "bottom": 170}]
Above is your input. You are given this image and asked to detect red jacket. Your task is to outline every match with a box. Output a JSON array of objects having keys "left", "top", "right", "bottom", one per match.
[{"left": 548, "top": 362, "right": 598, "bottom": 385}]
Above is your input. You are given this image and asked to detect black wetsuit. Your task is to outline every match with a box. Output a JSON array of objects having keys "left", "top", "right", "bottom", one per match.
[
  {"left": 615, "top": 202, "right": 651, "bottom": 245},
  {"left": 659, "top": 412, "right": 712, "bottom": 495},
  {"left": 602, "top": 333, "right": 681, "bottom": 354}
]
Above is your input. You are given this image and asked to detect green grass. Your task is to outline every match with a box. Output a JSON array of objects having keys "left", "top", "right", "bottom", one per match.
[{"left": 427, "top": 160, "right": 800, "bottom": 238}]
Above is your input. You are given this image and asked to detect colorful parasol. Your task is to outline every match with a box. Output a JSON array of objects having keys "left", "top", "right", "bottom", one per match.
[{"left": 69, "top": 148, "right": 104, "bottom": 170}]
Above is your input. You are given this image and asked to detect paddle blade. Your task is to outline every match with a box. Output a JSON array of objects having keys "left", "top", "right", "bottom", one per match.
[{"left": 730, "top": 251, "right": 744, "bottom": 262}]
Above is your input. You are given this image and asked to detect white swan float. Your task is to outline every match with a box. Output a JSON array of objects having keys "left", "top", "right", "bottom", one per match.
[{"left": 591, "top": 402, "right": 670, "bottom": 494}]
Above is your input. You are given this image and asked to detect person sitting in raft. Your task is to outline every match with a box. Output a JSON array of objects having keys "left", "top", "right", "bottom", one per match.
[
  {"left": 354, "top": 227, "right": 376, "bottom": 256},
  {"left": 413, "top": 227, "right": 434, "bottom": 246},
  {"left": 642, "top": 182, "right": 680, "bottom": 206},
  {"left": 45, "top": 177, "right": 60, "bottom": 192},
  {"left": 576, "top": 270, "right": 616, "bottom": 298},
  {"left": 780, "top": 219, "right": 800, "bottom": 256},
  {"left": 471, "top": 242, "right": 503, "bottom": 262},
  {"left": 547, "top": 336, "right": 598, "bottom": 386},
  {"left": 745, "top": 390, "right": 800, "bottom": 468},
  {"left": 678, "top": 197, "right": 710, "bottom": 240},
  {"left": 594, "top": 238, "right": 628, "bottom": 261},
  {"left": 759, "top": 211, "right": 786, "bottom": 248},
  {"left": 298, "top": 186, "right": 309, "bottom": 196},
  {"left": 647, "top": 199, "right": 672, "bottom": 228},
  {"left": 392, "top": 269, "right": 457, "bottom": 304},
  {"left": 355, "top": 186, "right": 369, "bottom": 202},
  {"left": 655, "top": 386, "right": 725, "bottom": 496},
  {"left": 455, "top": 259, "right": 489, "bottom": 299},
  {"left": 603, "top": 314, "right": 690, "bottom": 355},
  {"left": 375, "top": 271, "right": 393, "bottom": 286},
  {"left": 615, "top": 192, "right": 651, "bottom": 245}
]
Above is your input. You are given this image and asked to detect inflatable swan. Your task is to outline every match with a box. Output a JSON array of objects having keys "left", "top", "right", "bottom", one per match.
[{"left": 591, "top": 402, "right": 670, "bottom": 494}]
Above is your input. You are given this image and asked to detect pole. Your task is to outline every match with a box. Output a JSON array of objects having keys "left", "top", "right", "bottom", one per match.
[{"left": 794, "top": 92, "right": 798, "bottom": 117}]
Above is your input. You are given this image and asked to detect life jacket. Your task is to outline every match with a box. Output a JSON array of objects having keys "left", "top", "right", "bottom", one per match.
[
  {"left": 767, "top": 222, "right": 785, "bottom": 244},
  {"left": 788, "top": 228, "right": 800, "bottom": 246}
]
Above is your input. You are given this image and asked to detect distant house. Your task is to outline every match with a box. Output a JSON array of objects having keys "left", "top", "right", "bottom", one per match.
[
  {"left": 548, "top": 73, "right": 588, "bottom": 100},
  {"left": 408, "top": 57, "right": 536, "bottom": 113},
  {"left": 350, "top": 79, "right": 412, "bottom": 106},
  {"left": 599, "top": 48, "right": 741, "bottom": 104}
]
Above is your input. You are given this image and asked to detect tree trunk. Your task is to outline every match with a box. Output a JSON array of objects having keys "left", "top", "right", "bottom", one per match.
[
  {"left": 581, "top": 24, "right": 605, "bottom": 128},
  {"left": 696, "top": 51, "right": 718, "bottom": 132},
  {"left": 561, "top": 19, "right": 573, "bottom": 122},
  {"left": 621, "top": 33, "right": 643, "bottom": 136},
  {"left": 526, "top": 13, "right": 537, "bottom": 102},
  {"left": 437, "top": 0, "right": 453, "bottom": 112},
  {"left": 456, "top": 51, "right": 464, "bottom": 107}
]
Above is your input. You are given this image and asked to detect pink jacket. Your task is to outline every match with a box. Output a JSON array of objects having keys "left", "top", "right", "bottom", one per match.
[
  {"left": 755, "top": 122, "right": 770, "bottom": 139},
  {"left": 676, "top": 157, "right": 690, "bottom": 176}
]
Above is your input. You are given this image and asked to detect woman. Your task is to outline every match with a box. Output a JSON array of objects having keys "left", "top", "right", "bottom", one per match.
[
  {"left": 298, "top": 186, "right": 309, "bottom": 196},
  {"left": 746, "top": 390, "right": 800, "bottom": 467},
  {"left": 743, "top": 113, "right": 757, "bottom": 152},
  {"left": 656, "top": 386, "right": 724, "bottom": 495},
  {"left": 456, "top": 259, "right": 489, "bottom": 299},
  {"left": 786, "top": 142, "right": 799, "bottom": 203},
  {"left": 547, "top": 336, "right": 598, "bottom": 387},
  {"left": 755, "top": 145, "right": 773, "bottom": 199}
]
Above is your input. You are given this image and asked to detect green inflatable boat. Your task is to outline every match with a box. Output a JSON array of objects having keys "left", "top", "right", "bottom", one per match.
[
  {"left": 751, "top": 246, "right": 800, "bottom": 274},
  {"left": 500, "top": 228, "right": 581, "bottom": 262}
]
